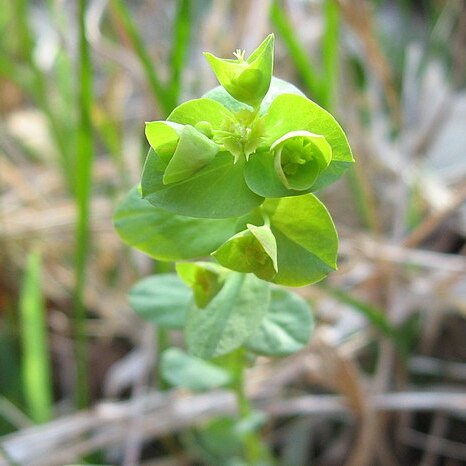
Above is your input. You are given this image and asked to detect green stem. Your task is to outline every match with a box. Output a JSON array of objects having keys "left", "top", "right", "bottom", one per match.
[{"left": 230, "top": 348, "right": 272, "bottom": 465}]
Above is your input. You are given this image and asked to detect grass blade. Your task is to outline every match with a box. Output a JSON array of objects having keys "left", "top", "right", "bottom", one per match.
[
  {"left": 169, "top": 0, "right": 191, "bottom": 104},
  {"left": 11, "top": 0, "right": 73, "bottom": 188},
  {"left": 110, "top": 0, "right": 174, "bottom": 116},
  {"left": 73, "top": 0, "right": 94, "bottom": 409},
  {"left": 270, "top": 0, "right": 323, "bottom": 104},
  {"left": 19, "top": 251, "right": 52, "bottom": 424},
  {"left": 321, "top": 0, "right": 340, "bottom": 109}
]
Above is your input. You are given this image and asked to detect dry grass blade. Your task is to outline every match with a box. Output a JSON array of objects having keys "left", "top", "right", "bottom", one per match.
[{"left": 1, "top": 388, "right": 465, "bottom": 466}]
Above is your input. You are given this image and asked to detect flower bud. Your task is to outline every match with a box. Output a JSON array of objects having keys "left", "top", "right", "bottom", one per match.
[
  {"left": 204, "top": 34, "right": 274, "bottom": 107},
  {"left": 145, "top": 121, "right": 219, "bottom": 185},
  {"left": 271, "top": 130, "right": 332, "bottom": 191}
]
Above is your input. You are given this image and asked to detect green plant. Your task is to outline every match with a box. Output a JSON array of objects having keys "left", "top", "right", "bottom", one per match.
[{"left": 114, "top": 34, "right": 353, "bottom": 465}]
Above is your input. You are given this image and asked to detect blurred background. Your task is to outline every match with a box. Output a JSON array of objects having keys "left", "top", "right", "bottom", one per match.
[{"left": 1, "top": 0, "right": 466, "bottom": 465}]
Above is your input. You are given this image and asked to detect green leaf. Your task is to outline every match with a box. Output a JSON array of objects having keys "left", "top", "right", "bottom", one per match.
[
  {"left": 193, "top": 417, "right": 244, "bottom": 463},
  {"left": 263, "top": 194, "right": 338, "bottom": 286},
  {"left": 245, "top": 131, "right": 332, "bottom": 197},
  {"left": 262, "top": 93, "right": 354, "bottom": 190},
  {"left": 245, "top": 288, "right": 313, "bottom": 356},
  {"left": 203, "top": 77, "right": 304, "bottom": 114},
  {"left": 271, "top": 130, "right": 332, "bottom": 190},
  {"left": 168, "top": 97, "right": 235, "bottom": 131},
  {"left": 128, "top": 274, "right": 191, "bottom": 329},
  {"left": 145, "top": 122, "right": 219, "bottom": 184},
  {"left": 145, "top": 121, "right": 181, "bottom": 165},
  {"left": 204, "top": 34, "right": 274, "bottom": 107},
  {"left": 244, "top": 150, "right": 301, "bottom": 198},
  {"left": 176, "top": 262, "right": 228, "bottom": 308},
  {"left": 160, "top": 348, "right": 231, "bottom": 390},
  {"left": 141, "top": 150, "right": 263, "bottom": 219},
  {"left": 212, "top": 224, "right": 278, "bottom": 281},
  {"left": 186, "top": 272, "right": 271, "bottom": 359},
  {"left": 113, "top": 186, "right": 237, "bottom": 260},
  {"left": 163, "top": 124, "right": 219, "bottom": 184}
]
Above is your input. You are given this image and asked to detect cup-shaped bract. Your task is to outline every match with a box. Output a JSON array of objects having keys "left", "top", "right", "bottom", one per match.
[
  {"left": 212, "top": 224, "right": 278, "bottom": 281},
  {"left": 271, "top": 130, "right": 332, "bottom": 191},
  {"left": 176, "top": 262, "right": 227, "bottom": 308},
  {"left": 204, "top": 34, "right": 274, "bottom": 107},
  {"left": 145, "top": 121, "right": 219, "bottom": 185}
]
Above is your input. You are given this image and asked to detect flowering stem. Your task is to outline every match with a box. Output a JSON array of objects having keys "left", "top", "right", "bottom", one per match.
[{"left": 230, "top": 347, "right": 273, "bottom": 465}]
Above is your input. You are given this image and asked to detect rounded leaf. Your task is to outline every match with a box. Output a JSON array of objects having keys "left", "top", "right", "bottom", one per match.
[
  {"left": 263, "top": 194, "right": 338, "bottom": 286},
  {"left": 163, "top": 125, "right": 219, "bottom": 184},
  {"left": 186, "top": 273, "right": 271, "bottom": 359},
  {"left": 203, "top": 77, "right": 304, "bottom": 114},
  {"left": 161, "top": 348, "right": 231, "bottom": 391},
  {"left": 145, "top": 122, "right": 219, "bottom": 185},
  {"left": 245, "top": 288, "right": 314, "bottom": 356},
  {"left": 145, "top": 121, "right": 181, "bottom": 165},
  {"left": 128, "top": 274, "right": 191, "bottom": 329},
  {"left": 271, "top": 130, "right": 332, "bottom": 191},
  {"left": 168, "top": 98, "right": 235, "bottom": 131},
  {"left": 141, "top": 150, "right": 263, "bottom": 219},
  {"left": 262, "top": 94, "right": 354, "bottom": 190},
  {"left": 244, "top": 150, "right": 304, "bottom": 198},
  {"left": 113, "top": 186, "right": 237, "bottom": 260}
]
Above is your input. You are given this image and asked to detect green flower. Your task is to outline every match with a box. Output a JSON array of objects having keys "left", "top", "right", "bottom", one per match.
[
  {"left": 271, "top": 130, "right": 332, "bottom": 191},
  {"left": 204, "top": 34, "right": 274, "bottom": 107}
]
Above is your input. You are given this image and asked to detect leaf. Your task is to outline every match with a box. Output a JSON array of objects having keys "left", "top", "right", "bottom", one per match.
[
  {"left": 168, "top": 97, "right": 235, "bottom": 130},
  {"left": 261, "top": 93, "right": 354, "bottom": 190},
  {"left": 160, "top": 348, "right": 231, "bottom": 390},
  {"left": 145, "top": 121, "right": 181, "bottom": 165},
  {"left": 163, "top": 125, "right": 219, "bottom": 184},
  {"left": 263, "top": 194, "right": 338, "bottom": 286},
  {"left": 145, "top": 122, "right": 219, "bottom": 184},
  {"left": 186, "top": 273, "right": 271, "bottom": 359},
  {"left": 113, "top": 186, "right": 237, "bottom": 261},
  {"left": 193, "top": 417, "right": 244, "bottom": 463},
  {"left": 245, "top": 131, "right": 332, "bottom": 196},
  {"left": 128, "top": 274, "right": 191, "bottom": 329},
  {"left": 176, "top": 262, "right": 228, "bottom": 308},
  {"left": 244, "top": 150, "right": 301, "bottom": 198},
  {"left": 271, "top": 130, "right": 332, "bottom": 190},
  {"left": 212, "top": 224, "right": 278, "bottom": 281},
  {"left": 245, "top": 288, "right": 313, "bottom": 356},
  {"left": 204, "top": 34, "right": 274, "bottom": 107},
  {"left": 203, "top": 77, "right": 304, "bottom": 114},
  {"left": 141, "top": 150, "right": 263, "bottom": 218}
]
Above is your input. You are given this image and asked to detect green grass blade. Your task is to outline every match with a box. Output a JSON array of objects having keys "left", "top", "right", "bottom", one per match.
[
  {"left": 19, "top": 251, "right": 52, "bottom": 424},
  {"left": 11, "top": 0, "right": 73, "bottom": 188},
  {"left": 73, "top": 0, "right": 94, "bottom": 409},
  {"left": 270, "top": 0, "right": 323, "bottom": 103},
  {"left": 169, "top": 0, "right": 191, "bottom": 104},
  {"left": 110, "top": 0, "right": 174, "bottom": 116},
  {"left": 321, "top": 0, "right": 340, "bottom": 109}
]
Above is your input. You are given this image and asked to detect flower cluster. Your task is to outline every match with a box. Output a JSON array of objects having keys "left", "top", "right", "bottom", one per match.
[{"left": 116, "top": 35, "right": 354, "bottom": 286}]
